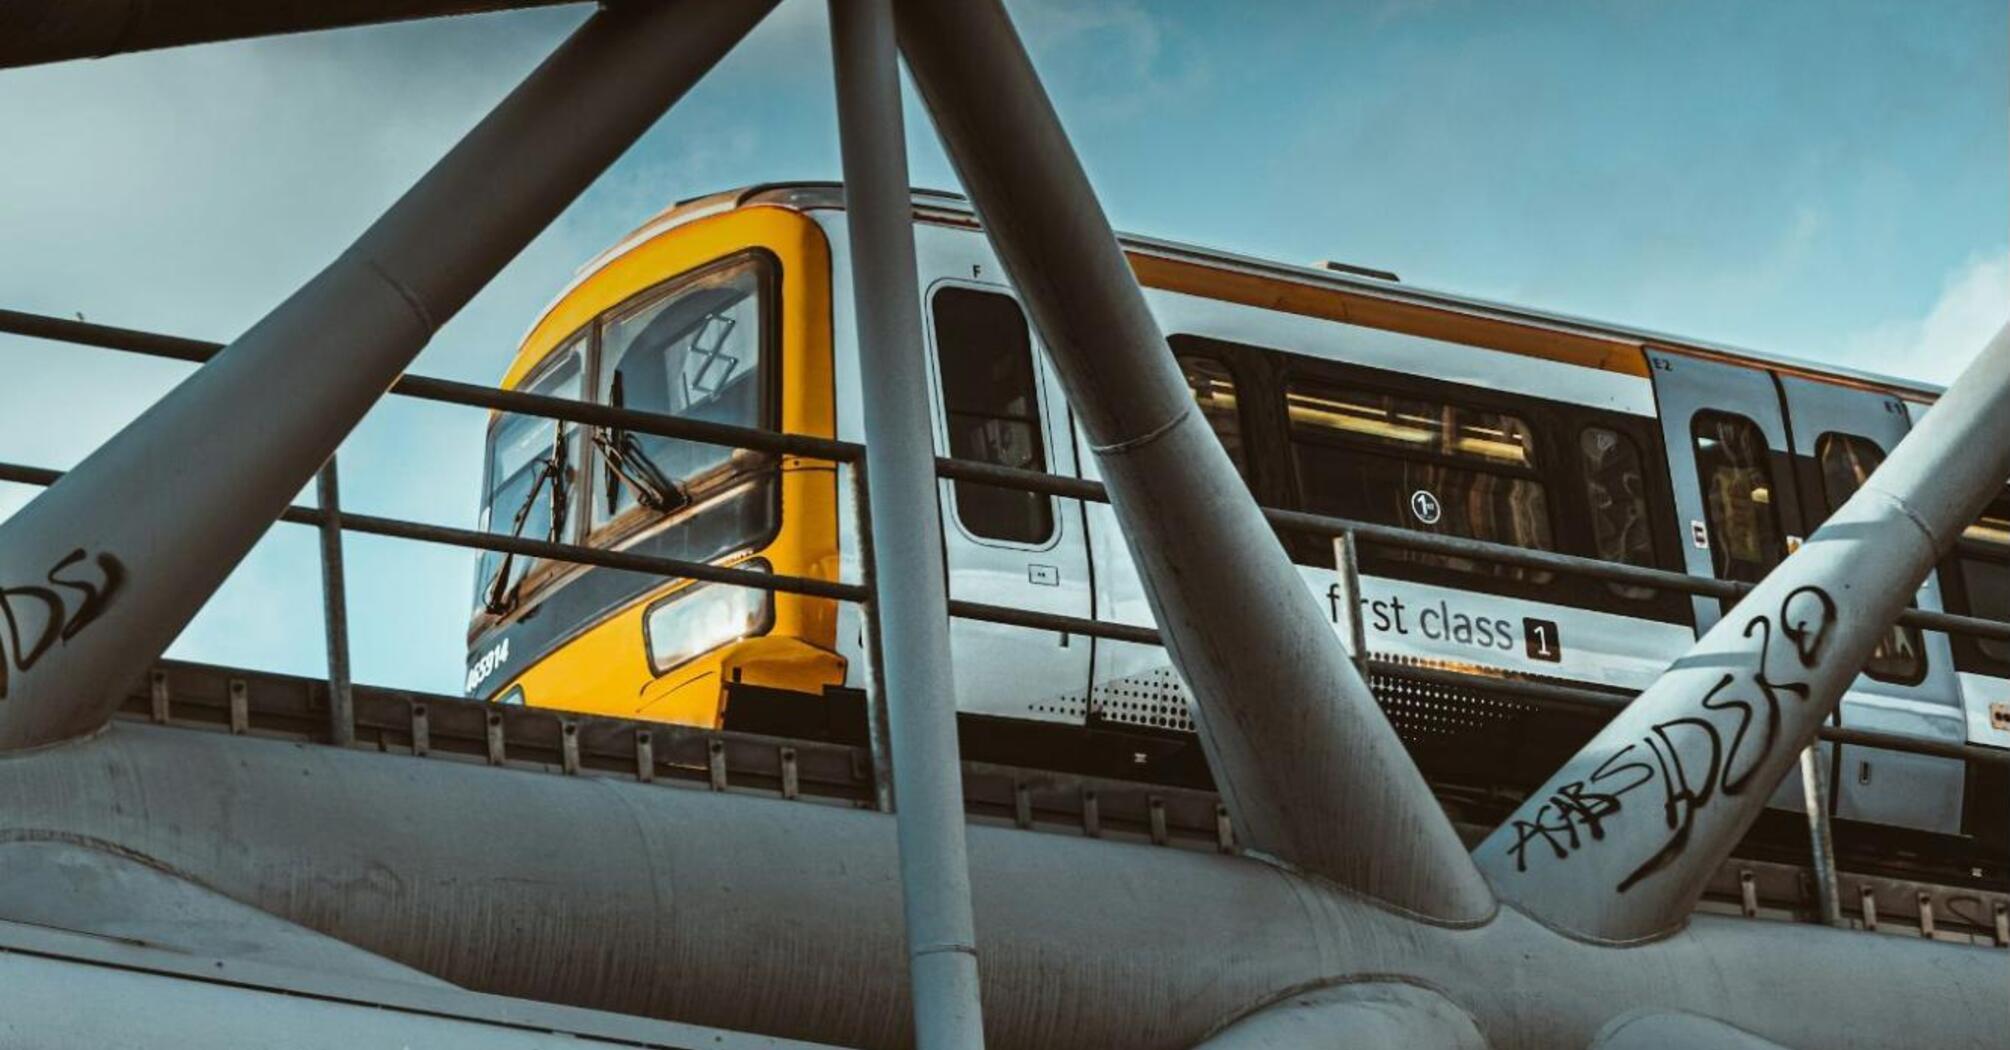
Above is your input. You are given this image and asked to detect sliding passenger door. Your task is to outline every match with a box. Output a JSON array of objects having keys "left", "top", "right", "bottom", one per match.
[
  {"left": 1646, "top": 350, "right": 1825, "bottom": 817},
  {"left": 921, "top": 280, "right": 1093, "bottom": 724},
  {"left": 1778, "top": 376, "right": 1963, "bottom": 832}
]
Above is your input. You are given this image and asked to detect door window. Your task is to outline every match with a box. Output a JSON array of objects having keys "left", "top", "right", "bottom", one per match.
[
  {"left": 931, "top": 287, "right": 1055, "bottom": 545},
  {"left": 1286, "top": 379, "right": 1554, "bottom": 580},
  {"left": 1691, "top": 412, "right": 1784, "bottom": 584},
  {"left": 1579, "top": 426, "right": 1656, "bottom": 600},
  {"left": 475, "top": 341, "right": 584, "bottom": 612},
  {"left": 594, "top": 256, "right": 771, "bottom": 529},
  {"left": 1814, "top": 432, "right": 1924, "bottom": 683}
]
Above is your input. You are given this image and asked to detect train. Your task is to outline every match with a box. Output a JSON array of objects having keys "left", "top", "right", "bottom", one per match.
[{"left": 465, "top": 182, "right": 2008, "bottom": 870}]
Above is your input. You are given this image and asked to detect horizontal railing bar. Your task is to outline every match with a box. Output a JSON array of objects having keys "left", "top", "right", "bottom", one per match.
[
  {"left": 20, "top": 308, "right": 2003, "bottom": 641},
  {"left": 0, "top": 460, "right": 863, "bottom": 604},
  {"left": 933, "top": 457, "right": 2010, "bottom": 644},
  {"left": 0, "top": 456, "right": 1995, "bottom": 769},
  {"left": 0, "top": 309, "right": 861, "bottom": 464},
  {"left": 8, "top": 310, "right": 2008, "bottom": 640}
]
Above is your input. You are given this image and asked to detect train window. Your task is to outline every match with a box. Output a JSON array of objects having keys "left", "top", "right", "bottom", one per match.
[
  {"left": 593, "top": 257, "right": 770, "bottom": 528},
  {"left": 1286, "top": 379, "right": 1554, "bottom": 580},
  {"left": 931, "top": 287, "right": 1054, "bottom": 545},
  {"left": 1691, "top": 412, "right": 1783, "bottom": 584},
  {"left": 1179, "top": 354, "right": 1245, "bottom": 475},
  {"left": 1958, "top": 493, "right": 2010, "bottom": 663},
  {"left": 1813, "top": 433, "right": 1923, "bottom": 683},
  {"left": 474, "top": 342, "right": 584, "bottom": 612},
  {"left": 1579, "top": 427, "right": 1655, "bottom": 599}
]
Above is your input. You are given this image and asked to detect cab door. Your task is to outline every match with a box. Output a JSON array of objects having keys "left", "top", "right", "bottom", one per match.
[
  {"left": 1778, "top": 376, "right": 1964, "bottom": 833},
  {"left": 1646, "top": 350, "right": 1825, "bottom": 818},
  {"left": 920, "top": 276, "right": 1093, "bottom": 723}
]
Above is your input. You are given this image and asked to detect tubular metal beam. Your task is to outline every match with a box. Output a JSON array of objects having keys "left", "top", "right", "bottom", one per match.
[
  {"left": 1475, "top": 322, "right": 2010, "bottom": 942},
  {"left": 829, "top": 0, "right": 986, "bottom": 1045},
  {"left": 0, "top": 0, "right": 776, "bottom": 750},
  {"left": 0, "top": 0, "right": 575, "bottom": 69},
  {"left": 893, "top": 0, "right": 1494, "bottom": 923},
  {"left": 3, "top": 722, "right": 2001, "bottom": 1050}
]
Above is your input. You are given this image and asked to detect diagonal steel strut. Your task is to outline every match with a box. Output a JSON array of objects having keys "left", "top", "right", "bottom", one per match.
[
  {"left": 0, "top": 0, "right": 777, "bottom": 750},
  {"left": 1474, "top": 321, "right": 2010, "bottom": 942},
  {"left": 892, "top": 0, "right": 1495, "bottom": 924}
]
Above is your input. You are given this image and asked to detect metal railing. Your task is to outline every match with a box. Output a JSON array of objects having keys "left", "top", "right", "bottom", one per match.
[{"left": 4, "top": 305, "right": 2009, "bottom": 782}]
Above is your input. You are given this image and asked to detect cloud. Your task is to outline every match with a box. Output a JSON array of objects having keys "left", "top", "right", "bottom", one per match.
[{"left": 1839, "top": 250, "right": 2009, "bottom": 385}]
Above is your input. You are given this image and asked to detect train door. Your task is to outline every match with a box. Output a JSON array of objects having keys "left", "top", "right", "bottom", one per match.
[
  {"left": 1776, "top": 376, "right": 1963, "bottom": 833},
  {"left": 921, "top": 279, "right": 1093, "bottom": 723},
  {"left": 1646, "top": 350, "right": 1826, "bottom": 818}
]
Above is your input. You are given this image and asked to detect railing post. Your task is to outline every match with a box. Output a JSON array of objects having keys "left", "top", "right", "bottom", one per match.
[
  {"left": 315, "top": 456, "right": 356, "bottom": 748},
  {"left": 848, "top": 459, "right": 895, "bottom": 813},
  {"left": 1333, "top": 530, "right": 1368, "bottom": 678},
  {"left": 830, "top": 0, "right": 987, "bottom": 1046},
  {"left": 1799, "top": 744, "right": 1843, "bottom": 926}
]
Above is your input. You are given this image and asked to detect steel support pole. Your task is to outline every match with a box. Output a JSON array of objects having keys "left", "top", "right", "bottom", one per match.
[
  {"left": 830, "top": 1, "right": 985, "bottom": 1046},
  {"left": 893, "top": 0, "right": 1494, "bottom": 923},
  {"left": 1798, "top": 745, "right": 1843, "bottom": 927},
  {"left": 0, "top": 0, "right": 775, "bottom": 750},
  {"left": 315, "top": 457, "right": 356, "bottom": 748},
  {"left": 0, "top": 0, "right": 572, "bottom": 70},
  {"left": 1475, "top": 321, "right": 2010, "bottom": 942}
]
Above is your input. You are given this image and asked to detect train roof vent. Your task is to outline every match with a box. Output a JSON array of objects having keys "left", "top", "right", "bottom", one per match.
[{"left": 1316, "top": 259, "right": 1400, "bottom": 283}]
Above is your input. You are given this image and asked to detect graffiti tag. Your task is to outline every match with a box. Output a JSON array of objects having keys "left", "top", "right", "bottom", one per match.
[
  {"left": 1506, "top": 586, "right": 1836, "bottom": 892},
  {"left": 0, "top": 548, "right": 125, "bottom": 699}
]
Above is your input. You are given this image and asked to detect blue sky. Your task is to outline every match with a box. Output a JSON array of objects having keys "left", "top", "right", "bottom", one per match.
[{"left": 0, "top": 0, "right": 2002, "bottom": 694}]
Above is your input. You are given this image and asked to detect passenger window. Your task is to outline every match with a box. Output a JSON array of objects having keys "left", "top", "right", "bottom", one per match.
[
  {"left": 1691, "top": 412, "right": 1783, "bottom": 584},
  {"left": 931, "top": 287, "right": 1055, "bottom": 544},
  {"left": 1579, "top": 427, "right": 1656, "bottom": 599},
  {"left": 594, "top": 256, "right": 770, "bottom": 528},
  {"left": 475, "top": 342, "right": 584, "bottom": 612},
  {"left": 1178, "top": 354, "right": 1246, "bottom": 475},
  {"left": 1286, "top": 379, "right": 1554, "bottom": 581},
  {"left": 1814, "top": 433, "right": 1923, "bottom": 683},
  {"left": 1958, "top": 493, "right": 2010, "bottom": 663}
]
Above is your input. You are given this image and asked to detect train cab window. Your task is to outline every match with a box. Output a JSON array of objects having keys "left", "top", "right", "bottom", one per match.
[
  {"left": 1178, "top": 354, "right": 1246, "bottom": 476},
  {"left": 931, "top": 287, "right": 1054, "bottom": 545},
  {"left": 475, "top": 342, "right": 584, "bottom": 612},
  {"left": 1813, "top": 433, "right": 1924, "bottom": 683},
  {"left": 593, "top": 257, "right": 771, "bottom": 529},
  {"left": 1286, "top": 379, "right": 1554, "bottom": 580},
  {"left": 1579, "top": 427, "right": 1655, "bottom": 599},
  {"left": 1956, "top": 492, "right": 2010, "bottom": 664},
  {"left": 1691, "top": 412, "right": 1783, "bottom": 584}
]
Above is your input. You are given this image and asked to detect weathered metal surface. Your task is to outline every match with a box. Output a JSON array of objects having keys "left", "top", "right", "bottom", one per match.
[
  {"left": 0, "top": 721, "right": 1999, "bottom": 1049},
  {"left": 1192, "top": 984, "right": 1489, "bottom": 1049},
  {"left": 0, "top": 0, "right": 575, "bottom": 69},
  {"left": 0, "top": 917, "right": 847, "bottom": 1049},
  {"left": 830, "top": 0, "right": 986, "bottom": 1043},
  {"left": 892, "top": 0, "right": 1494, "bottom": 925},
  {"left": 1475, "top": 323, "right": 2010, "bottom": 943},
  {"left": 1588, "top": 1012, "right": 1791, "bottom": 1050},
  {"left": 0, "top": 0, "right": 775, "bottom": 751}
]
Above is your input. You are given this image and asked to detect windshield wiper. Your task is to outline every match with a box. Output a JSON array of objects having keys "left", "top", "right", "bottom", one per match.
[
  {"left": 594, "top": 425, "right": 688, "bottom": 514},
  {"left": 480, "top": 438, "right": 569, "bottom": 616}
]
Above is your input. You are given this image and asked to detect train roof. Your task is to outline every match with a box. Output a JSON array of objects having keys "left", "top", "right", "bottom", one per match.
[{"left": 560, "top": 181, "right": 1944, "bottom": 404}]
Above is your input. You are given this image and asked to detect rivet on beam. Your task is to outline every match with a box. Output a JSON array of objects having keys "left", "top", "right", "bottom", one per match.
[
  {"left": 708, "top": 738, "right": 728, "bottom": 792},
  {"left": 485, "top": 712, "right": 505, "bottom": 766}
]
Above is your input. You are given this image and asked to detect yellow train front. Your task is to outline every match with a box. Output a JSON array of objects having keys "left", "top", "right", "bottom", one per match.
[
  {"left": 465, "top": 190, "right": 846, "bottom": 726},
  {"left": 464, "top": 183, "right": 2010, "bottom": 877}
]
